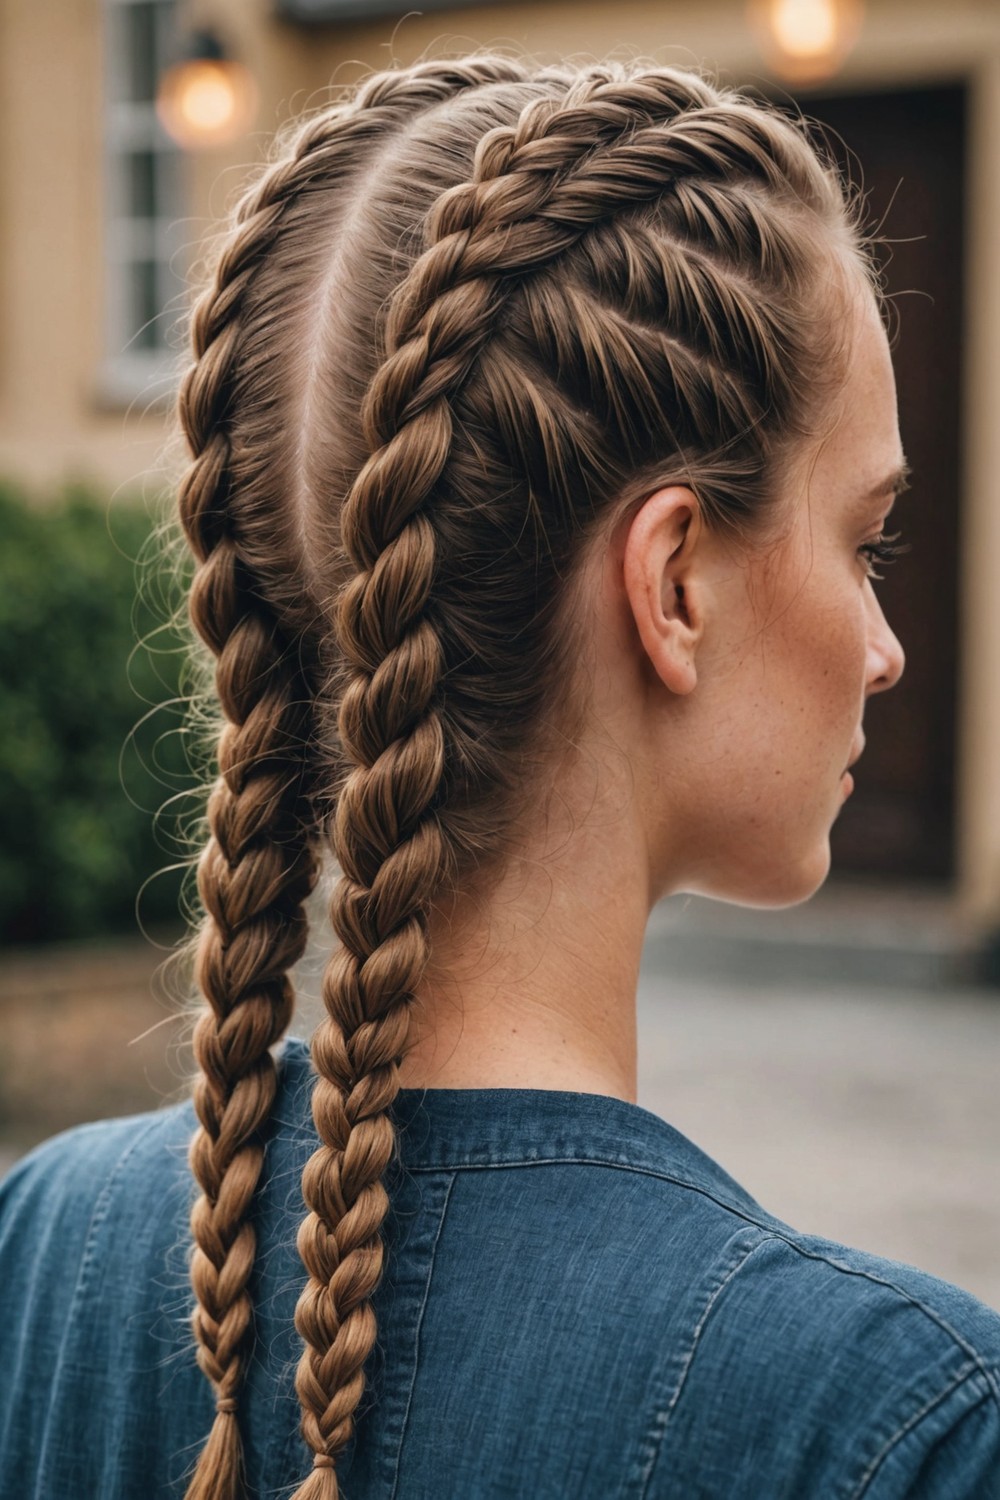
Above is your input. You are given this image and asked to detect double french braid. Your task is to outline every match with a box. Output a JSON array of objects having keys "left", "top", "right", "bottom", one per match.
[
  {"left": 170, "top": 48, "right": 880, "bottom": 1500},
  {"left": 175, "top": 55, "right": 547, "bottom": 1500},
  {"left": 289, "top": 59, "right": 876, "bottom": 1499}
]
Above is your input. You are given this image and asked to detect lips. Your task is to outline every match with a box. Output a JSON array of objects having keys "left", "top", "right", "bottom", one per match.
[{"left": 843, "top": 733, "right": 866, "bottom": 777}]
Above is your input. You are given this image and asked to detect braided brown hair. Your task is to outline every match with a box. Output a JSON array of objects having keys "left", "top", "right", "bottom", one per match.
[{"left": 172, "top": 50, "right": 880, "bottom": 1499}]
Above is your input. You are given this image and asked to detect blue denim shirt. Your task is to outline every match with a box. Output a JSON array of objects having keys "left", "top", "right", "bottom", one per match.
[{"left": 1, "top": 1032, "right": 998, "bottom": 1498}]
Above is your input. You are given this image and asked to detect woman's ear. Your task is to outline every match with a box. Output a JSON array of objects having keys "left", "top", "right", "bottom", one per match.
[{"left": 621, "top": 485, "right": 706, "bottom": 696}]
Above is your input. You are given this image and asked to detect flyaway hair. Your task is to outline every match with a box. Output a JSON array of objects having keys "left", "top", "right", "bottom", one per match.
[{"left": 172, "top": 51, "right": 881, "bottom": 1499}]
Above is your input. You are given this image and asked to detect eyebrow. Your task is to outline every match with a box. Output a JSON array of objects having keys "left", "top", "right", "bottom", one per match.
[{"left": 864, "top": 458, "right": 912, "bottom": 502}]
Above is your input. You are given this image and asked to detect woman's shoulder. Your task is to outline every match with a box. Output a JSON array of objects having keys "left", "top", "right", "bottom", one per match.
[
  {"left": 346, "top": 1039, "right": 1000, "bottom": 1493},
  {"left": 0, "top": 1035, "right": 316, "bottom": 1332},
  {"left": 734, "top": 1215, "right": 1000, "bottom": 1363},
  {"left": 0, "top": 1097, "right": 190, "bottom": 1229},
  {"left": 0, "top": 1092, "right": 197, "bottom": 1331},
  {"left": 0, "top": 1034, "right": 317, "bottom": 1259},
  {"left": 0, "top": 1055, "right": 304, "bottom": 1491},
  {"left": 508, "top": 1113, "right": 1000, "bottom": 1495},
  {"left": 633, "top": 1213, "right": 1000, "bottom": 1498},
  {"left": 561, "top": 1096, "right": 1000, "bottom": 1454},
  {"left": 561, "top": 1123, "right": 1000, "bottom": 1497},
  {"left": 0, "top": 1033, "right": 315, "bottom": 1239}
]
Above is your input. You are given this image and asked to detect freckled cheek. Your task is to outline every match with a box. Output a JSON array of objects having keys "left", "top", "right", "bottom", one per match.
[{"left": 779, "top": 594, "right": 867, "bottom": 742}]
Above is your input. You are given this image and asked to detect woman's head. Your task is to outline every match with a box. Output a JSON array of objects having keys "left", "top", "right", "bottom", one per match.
[
  {"left": 606, "top": 280, "right": 906, "bottom": 909},
  {"left": 173, "top": 52, "right": 904, "bottom": 1499}
]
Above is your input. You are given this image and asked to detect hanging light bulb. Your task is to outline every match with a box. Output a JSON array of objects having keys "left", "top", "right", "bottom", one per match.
[
  {"left": 155, "top": 29, "right": 258, "bottom": 149},
  {"left": 747, "top": 0, "right": 865, "bottom": 85}
]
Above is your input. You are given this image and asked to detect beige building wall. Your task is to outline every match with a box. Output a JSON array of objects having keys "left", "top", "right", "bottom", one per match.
[
  {"left": 0, "top": 0, "right": 157, "bottom": 492},
  {"left": 2, "top": 0, "right": 999, "bottom": 924},
  {"left": 0, "top": 0, "right": 312, "bottom": 494}
]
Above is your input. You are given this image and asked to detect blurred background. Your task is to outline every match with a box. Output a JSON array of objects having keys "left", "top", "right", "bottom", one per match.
[{"left": 1, "top": 0, "right": 999, "bottom": 1304}]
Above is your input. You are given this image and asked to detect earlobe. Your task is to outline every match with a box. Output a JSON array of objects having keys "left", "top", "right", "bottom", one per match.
[{"left": 621, "top": 485, "right": 704, "bottom": 696}]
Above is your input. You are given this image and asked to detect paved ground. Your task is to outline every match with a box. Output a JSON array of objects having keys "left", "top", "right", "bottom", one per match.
[
  {"left": 632, "top": 887, "right": 1000, "bottom": 1310},
  {"left": 2, "top": 881, "right": 998, "bottom": 1308},
  {"left": 636, "top": 966, "right": 1000, "bottom": 1310}
]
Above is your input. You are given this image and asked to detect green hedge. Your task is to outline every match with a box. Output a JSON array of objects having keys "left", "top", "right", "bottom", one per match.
[{"left": 0, "top": 480, "right": 202, "bottom": 945}]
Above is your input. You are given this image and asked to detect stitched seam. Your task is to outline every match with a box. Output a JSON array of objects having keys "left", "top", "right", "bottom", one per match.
[
  {"left": 848, "top": 1364, "right": 987, "bottom": 1500},
  {"left": 408, "top": 1153, "right": 771, "bottom": 1219},
  {"left": 409, "top": 1157, "right": 1000, "bottom": 1397},
  {"left": 637, "top": 1231, "right": 772, "bottom": 1500},
  {"left": 769, "top": 1241, "right": 1000, "bottom": 1406},
  {"left": 388, "top": 1171, "right": 457, "bottom": 1500}
]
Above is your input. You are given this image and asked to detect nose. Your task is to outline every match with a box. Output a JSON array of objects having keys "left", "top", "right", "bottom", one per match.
[{"left": 865, "top": 587, "right": 905, "bottom": 697}]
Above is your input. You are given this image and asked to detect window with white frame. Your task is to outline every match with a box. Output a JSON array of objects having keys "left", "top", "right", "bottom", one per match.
[{"left": 100, "top": 0, "right": 188, "bottom": 406}]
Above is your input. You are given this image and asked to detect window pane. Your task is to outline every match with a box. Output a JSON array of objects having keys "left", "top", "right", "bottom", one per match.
[
  {"left": 104, "top": 0, "right": 184, "bottom": 388},
  {"left": 155, "top": 149, "right": 180, "bottom": 213},
  {"left": 122, "top": 3, "right": 160, "bottom": 104},
  {"left": 124, "top": 151, "right": 157, "bottom": 218},
  {"left": 129, "top": 260, "right": 161, "bottom": 350}
]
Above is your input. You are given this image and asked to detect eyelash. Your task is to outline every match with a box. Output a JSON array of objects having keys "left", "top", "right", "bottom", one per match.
[{"left": 859, "top": 529, "right": 909, "bottom": 581}]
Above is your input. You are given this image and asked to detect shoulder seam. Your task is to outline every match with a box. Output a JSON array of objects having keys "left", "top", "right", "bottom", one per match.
[{"left": 769, "top": 1238, "right": 1000, "bottom": 1401}]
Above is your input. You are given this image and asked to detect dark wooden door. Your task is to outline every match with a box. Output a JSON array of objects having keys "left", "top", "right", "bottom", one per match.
[{"left": 788, "top": 84, "right": 966, "bottom": 880}]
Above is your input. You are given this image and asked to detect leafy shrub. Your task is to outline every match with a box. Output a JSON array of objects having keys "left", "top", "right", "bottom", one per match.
[{"left": 0, "top": 479, "right": 200, "bottom": 944}]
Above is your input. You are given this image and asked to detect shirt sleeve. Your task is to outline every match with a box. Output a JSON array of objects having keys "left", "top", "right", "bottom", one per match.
[{"left": 860, "top": 1367, "right": 1000, "bottom": 1499}]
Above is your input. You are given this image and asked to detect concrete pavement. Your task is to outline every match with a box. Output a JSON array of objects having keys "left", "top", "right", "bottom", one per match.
[{"left": 635, "top": 886, "right": 1000, "bottom": 1310}]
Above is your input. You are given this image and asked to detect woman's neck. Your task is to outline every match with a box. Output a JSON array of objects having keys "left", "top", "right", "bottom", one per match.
[{"left": 397, "top": 761, "right": 651, "bottom": 1105}]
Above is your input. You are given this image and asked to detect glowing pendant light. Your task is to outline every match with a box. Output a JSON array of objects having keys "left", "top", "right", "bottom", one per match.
[
  {"left": 155, "top": 29, "right": 258, "bottom": 150},
  {"left": 747, "top": 0, "right": 865, "bottom": 85}
]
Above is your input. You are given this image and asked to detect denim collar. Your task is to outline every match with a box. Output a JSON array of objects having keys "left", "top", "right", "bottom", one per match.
[{"left": 276, "top": 1033, "right": 773, "bottom": 1225}]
